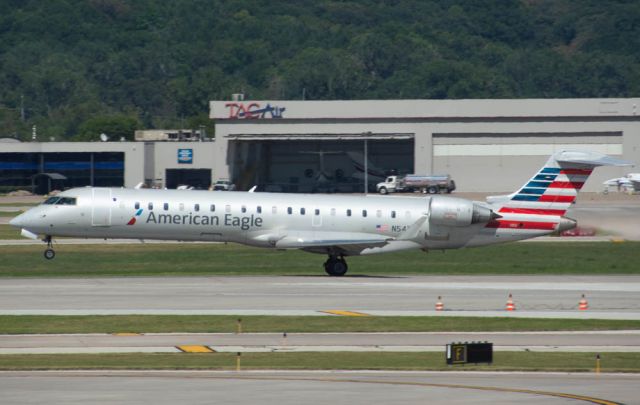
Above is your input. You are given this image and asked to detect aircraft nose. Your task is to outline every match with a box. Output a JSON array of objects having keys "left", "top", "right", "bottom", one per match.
[{"left": 9, "top": 213, "right": 23, "bottom": 228}]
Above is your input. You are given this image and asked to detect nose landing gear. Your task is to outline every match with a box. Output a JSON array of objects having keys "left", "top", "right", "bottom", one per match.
[
  {"left": 43, "top": 235, "right": 55, "bottom": 260},
  {"left": 324, "top": 255, "right": 348, "bottom": 277}
]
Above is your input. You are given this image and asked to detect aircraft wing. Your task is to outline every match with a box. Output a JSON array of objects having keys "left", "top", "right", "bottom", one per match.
[{"left": 252, "top": 231, "right": 391, "bottom": 255}]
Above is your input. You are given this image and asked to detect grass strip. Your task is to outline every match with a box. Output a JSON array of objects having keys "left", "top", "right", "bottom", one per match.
[
  {"left": 0, "top": 242, "right": 638, "bottom": 277},
  {"left": 0, "top": 203, "right": 39, "bottom": 207},
  {"left": 0, "top": 211, "right": 20, "bottom": 217},
  {"left": 0, "top": 352, "right": 637, "bottom": 372},
  {"left": 1, "top": 315, "right": 639, "bottom": 334},
  {"left": 0, "top": 225, "right": 20, "bottom": 240}
]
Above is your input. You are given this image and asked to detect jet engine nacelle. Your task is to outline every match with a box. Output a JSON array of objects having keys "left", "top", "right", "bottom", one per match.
[{"left": 428, "top": 196, "right": 494, "bottom": 227}]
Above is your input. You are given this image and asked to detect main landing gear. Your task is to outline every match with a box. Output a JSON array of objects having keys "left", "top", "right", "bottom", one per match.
[
  {"left": 43, "top": 235, "right": 55, "bottom": 260},
  {"left": 324, "top": 255, "right": 348, "bottom": 277}
]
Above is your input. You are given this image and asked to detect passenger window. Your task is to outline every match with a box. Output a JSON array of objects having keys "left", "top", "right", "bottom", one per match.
[
  {"left": 315, "top": 209, "right": 320, "bottom": 216},
  {"left": 179, "top": 203, "right": 184, "bottom": 211},
  {"left": 347, "top": 209, "right": 352, "bottom": 217},
  {"left": 241, "top": 205, "right": 247, "bottom": 213},
  {"left": 362, "top": 210, "right": 367, "bottom": 217},
  {"left": 148, "top": 202, "right": 154, "bottom": 210},
  {"left": 210, "top": 204, "right": 215, "bottom": 212},
  {"left": 194, "top": 204, "right": 200, "bottom": 212},
  {"left": 257, "top": 206, "right": 262, "bottom": 214},
  {"left": 376, "top": 210, "right": 382, "bottom": 218},
  {"left": 300, "top": 208, "right": 306, "bottom": 215},
  {"left": 272, "top": 206, "right": 277, "bottom": 214},
  {"left": 391, "top": 210, "right": 396, "bottom": 219},
  {"left": 287, "top": 207, "right": 292, "bottom": 215},
  {"left": 164, "top": 203, "right": 169, "bottom": 211},
  {"left": 331, "top": 208, "right": 336, "bottom": 216},
  {"left": 135, "top": 202, "right": 140, "bottom": 210}
]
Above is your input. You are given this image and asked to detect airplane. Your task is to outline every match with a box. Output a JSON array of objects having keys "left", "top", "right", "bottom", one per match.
[
  {"left": 9, "top": 150, "right": 632, "bottom": 276},
  {"left": 603, "top": 173, "right": 640, "bottom": 192},
  {"left": 345, "top": 151, "right": 388, "bottom": 181}
]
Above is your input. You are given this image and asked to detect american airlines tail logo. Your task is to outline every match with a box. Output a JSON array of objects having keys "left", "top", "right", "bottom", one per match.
[{"left": 127, "top": 208, "right": 144, "bottom": 225}]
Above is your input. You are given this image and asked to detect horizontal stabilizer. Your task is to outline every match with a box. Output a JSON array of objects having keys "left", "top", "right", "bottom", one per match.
[{"left": 554, "top": 150, "right": 634, "bottom": 167}]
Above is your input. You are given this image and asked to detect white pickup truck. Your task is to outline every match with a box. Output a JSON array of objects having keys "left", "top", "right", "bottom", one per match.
[
  {"left": 376, "top": 174, "right": 456, "bottom": 195},
  {"left": 212, "top": 179, "right": 236, "bottom": 191}
]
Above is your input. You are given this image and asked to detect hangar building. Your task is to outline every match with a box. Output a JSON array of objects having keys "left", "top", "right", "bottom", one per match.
[
  {"left": 210, "top": 98, "right": 640, "bottom": 193},
  {"left": 1, "top": 98, "right": 638, "bottom": 194}
]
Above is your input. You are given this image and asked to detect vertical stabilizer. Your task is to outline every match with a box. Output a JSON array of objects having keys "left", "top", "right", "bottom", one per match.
[{"left": 487, "top": 150, "right": 633, "bottom": 217}]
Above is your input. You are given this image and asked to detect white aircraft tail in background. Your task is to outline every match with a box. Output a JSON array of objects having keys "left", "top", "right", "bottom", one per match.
[{"left": 603, "top": 173, "right": 640, "bottom": 192}]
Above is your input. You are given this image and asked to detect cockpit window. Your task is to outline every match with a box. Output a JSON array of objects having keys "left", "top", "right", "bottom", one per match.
[
  {"left": 43, "top": 197, "right": 60, "bottom": 205},
  {"left": 56, "top": 197, "right": 77, "bottom": 205}
]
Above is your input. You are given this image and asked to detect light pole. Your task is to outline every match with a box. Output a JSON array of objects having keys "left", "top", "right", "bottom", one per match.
[{"left": 364, "top": 131, "right": 372, "bottom": 194}]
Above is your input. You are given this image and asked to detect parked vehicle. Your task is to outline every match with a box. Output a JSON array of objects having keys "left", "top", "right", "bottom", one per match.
[
  {"left": 376, "top": 174, "right": 456, "bottom": 194},
  {"left": 212, "top": 179, "right": 236, "bottom": 191}
]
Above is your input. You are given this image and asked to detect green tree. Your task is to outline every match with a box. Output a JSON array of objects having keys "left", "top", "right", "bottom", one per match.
[{"left": 74, "top": 115, "right": 139, "bottom": 141}]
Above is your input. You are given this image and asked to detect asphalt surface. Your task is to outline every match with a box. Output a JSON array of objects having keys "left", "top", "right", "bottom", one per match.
[
  {"left": 0, "top": 371, "right": 636, "bottom": 405},
  {"left": 1, "top": 275, "right": 639, "bottom": 319},
  {"left": 0, "top": 331, "right": 638, "bottom": 354}
]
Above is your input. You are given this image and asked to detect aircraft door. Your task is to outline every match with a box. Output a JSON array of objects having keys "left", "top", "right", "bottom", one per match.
[
  {"left": 312, "top": 209, "right": 322, "bottom": 227},
  {"left": 91, "top": 188, "right": 112, "bottom": 226}
]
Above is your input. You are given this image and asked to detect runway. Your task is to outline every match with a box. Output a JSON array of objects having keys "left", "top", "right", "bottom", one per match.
[
  {"left": 0, "top": 331, "right": 638, "bottom": 354},
  {"left": 0, "top": 370, "right": 636, "bottom": 405},
  {"left": 1, "top": 275, "right": 639, "bottom": 319}
]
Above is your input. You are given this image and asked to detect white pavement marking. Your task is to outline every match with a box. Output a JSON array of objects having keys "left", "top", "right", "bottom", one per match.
[
  {"left": 0, "top": 239, "right": 217, "bottom": 245},
  {"left": 272, "top": 281, "right": 640, "bottom": 292},
  {"left": 1, "top": 309, "right": 640, "bottom": 319},
  {"left": 0, "top": 347, "right": 180, "bottom": 354}
]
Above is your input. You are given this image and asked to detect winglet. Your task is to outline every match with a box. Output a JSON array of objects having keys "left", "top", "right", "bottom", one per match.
[{"left": 248, "top": 186, "right": 257, "bottom": 193}]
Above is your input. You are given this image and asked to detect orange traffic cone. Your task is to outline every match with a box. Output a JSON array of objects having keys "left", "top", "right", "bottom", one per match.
[
  {"left": 435, "top": 296, "right": 444, "bottom": 311},
  {"left": 505, "top": 293, "right": 516, "bottom": 311},
  {"left": 579, "top": 294, "right": 589, "bottom": 310}
]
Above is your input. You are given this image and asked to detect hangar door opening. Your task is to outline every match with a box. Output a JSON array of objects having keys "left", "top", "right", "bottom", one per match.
[
  {"left": 165, "top": 169, "right": 212, "bottom": 189},
  {"left": 228, "top": 135, "right": 414, "bottom": 193}
]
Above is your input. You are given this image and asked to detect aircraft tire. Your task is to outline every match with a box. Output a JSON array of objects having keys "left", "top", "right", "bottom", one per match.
[
  {"left": 44, "top": 248, "right": 55, "bottom": 260},
  {"left": 324, "top": 257, "right": 348, "bottom": 276}
]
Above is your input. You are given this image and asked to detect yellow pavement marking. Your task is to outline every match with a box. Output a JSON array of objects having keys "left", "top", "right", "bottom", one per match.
[
  {"left": 112, "top": 333, "right": 142, "bottom": 336},
  {"left": 610, "top": 238, "right": 625, "bottom": 243},
  {"left": 321, "top": 310, "right": 370, "bottom": 317},
  {"left": 176, "top": 345, "right": 216, "bottom": 353}
]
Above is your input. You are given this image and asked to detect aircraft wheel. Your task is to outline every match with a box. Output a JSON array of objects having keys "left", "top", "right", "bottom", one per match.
[
  {"left": 44, "top": 248, "right": 55, "bottom": 260},
  {"left": 324, "top": 257, "right": 348, "bottom": 277}
]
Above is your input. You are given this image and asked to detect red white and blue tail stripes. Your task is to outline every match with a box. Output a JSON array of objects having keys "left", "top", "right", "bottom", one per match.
[
  {"left": 482, "top": 150, "right": 631, "bottom": 238},
  {"left": 487, "top": 160, "right": 593, "bottom": 232},
  {"left": 501, "top": 166, "right": 591, "bottom": 216}
]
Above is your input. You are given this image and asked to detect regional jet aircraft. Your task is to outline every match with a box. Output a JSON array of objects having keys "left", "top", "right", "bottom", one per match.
[{"left": 9, "top": 150, "right": 632, "bottom": 276}]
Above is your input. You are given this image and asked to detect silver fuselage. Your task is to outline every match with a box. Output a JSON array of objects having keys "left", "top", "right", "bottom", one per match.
[{"left": 10, "top": 187, "right": 551, "bottom": 256}]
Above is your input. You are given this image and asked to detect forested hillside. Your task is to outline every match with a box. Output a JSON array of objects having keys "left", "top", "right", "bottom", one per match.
[{"left": 1, "top": 0, "right": 639, "bottom": 141}]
